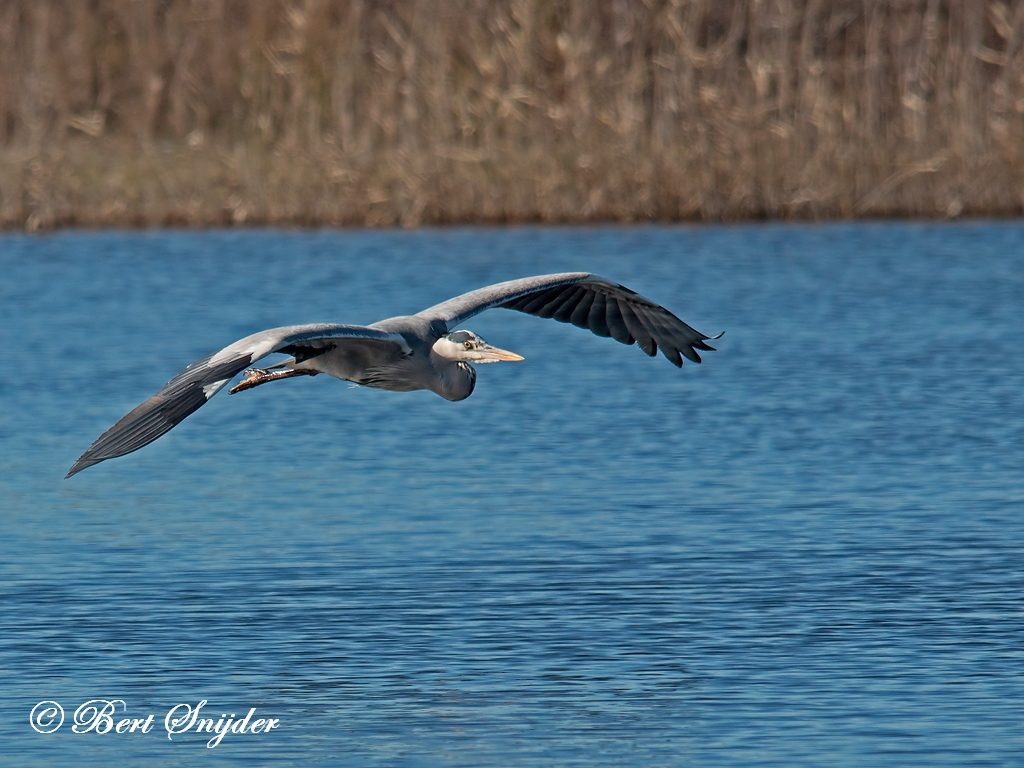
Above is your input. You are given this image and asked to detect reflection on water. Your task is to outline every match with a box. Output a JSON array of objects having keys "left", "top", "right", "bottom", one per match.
[{"left": 2, "top": 223, "right": 1023, "bottom": 766}]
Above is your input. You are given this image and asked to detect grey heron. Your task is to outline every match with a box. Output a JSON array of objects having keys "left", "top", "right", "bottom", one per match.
[{"left": 66, "top": 272, "right": 721, "bottom": 477}]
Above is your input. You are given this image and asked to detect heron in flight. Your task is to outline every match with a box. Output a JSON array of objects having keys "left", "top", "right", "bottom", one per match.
[{"left": 66, "top": 273, "right": 721, "bottom": 477}]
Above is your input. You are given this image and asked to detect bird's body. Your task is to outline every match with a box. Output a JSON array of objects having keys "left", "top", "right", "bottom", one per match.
[
  {"left": 67, "top": 272, "right": 721, "bottom": 477},
  {"left": 309, "top": 315, "right": 477, "bottom": 400}
]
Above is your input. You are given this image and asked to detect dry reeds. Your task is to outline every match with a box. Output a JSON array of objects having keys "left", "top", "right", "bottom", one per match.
[{"left": 2, "top": 0, "right": 1023, "bottom": 229}]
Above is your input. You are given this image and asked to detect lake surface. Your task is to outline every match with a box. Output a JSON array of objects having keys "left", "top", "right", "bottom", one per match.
[{"left": 1, "top": 223, "right": 1022, "bottom": 766}]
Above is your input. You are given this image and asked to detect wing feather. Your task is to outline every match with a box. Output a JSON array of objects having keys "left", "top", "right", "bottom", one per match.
[
  {"left": 515, "top": 288, "right": 560, "bottom": 315},
  {"left": 552, "top": 287, "right": 586, "bottom": 322},
  {"left": 569, "top": 289, "right": 596, "bottom": 330},
  {"left": 66, "top": 324, "right": 405, "bottom": 478},
  {"left": 538, "top": 286, "right": 581, "bottom": 320},
  {"left": 619, "top": 301, "right": 657, "bottom": 357},
  {"left": 586, "top": 293, "right": 612, "bottom": 338},
  {"left": 605, "top": 294, "right": 634, "bottom": 344}
]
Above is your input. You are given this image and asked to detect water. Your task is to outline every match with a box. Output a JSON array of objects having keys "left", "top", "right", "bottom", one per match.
[{"left": 1, "top": 223, "right": 1022, "bottom": 766}]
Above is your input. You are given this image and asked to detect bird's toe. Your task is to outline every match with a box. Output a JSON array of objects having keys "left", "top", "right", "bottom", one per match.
[{"left": 229, "top": 368, "right": 266, "bottom": 394}]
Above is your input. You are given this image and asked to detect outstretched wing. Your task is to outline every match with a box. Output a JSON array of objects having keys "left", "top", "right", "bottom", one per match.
[
  {"left": 66, "top": 324, "right": 407, "bottom": 478},
  {"left": 417, "top": 272, "right": 721, "bottom": 367}
]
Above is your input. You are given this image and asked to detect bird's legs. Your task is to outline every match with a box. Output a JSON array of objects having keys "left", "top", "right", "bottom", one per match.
[{"left": 229, "top": 366, "right": 317, "bottom": 394}]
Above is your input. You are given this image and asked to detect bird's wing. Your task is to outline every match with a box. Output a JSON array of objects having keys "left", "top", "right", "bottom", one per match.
[
  {"left": 66, "top": 324, "right": 407, "bottom": 478},
  {"left": 416, "top": 272, "right": 721, "bottom": 367}
]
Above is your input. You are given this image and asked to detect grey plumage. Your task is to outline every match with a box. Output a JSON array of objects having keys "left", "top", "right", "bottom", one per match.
[{"left": 67, "top": 272, "right": 721, "bottom": 478}]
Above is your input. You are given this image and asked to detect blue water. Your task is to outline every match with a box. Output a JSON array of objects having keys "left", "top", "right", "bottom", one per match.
[{"left": 1, "top": 223, "right": 1022, "bottom": 766}]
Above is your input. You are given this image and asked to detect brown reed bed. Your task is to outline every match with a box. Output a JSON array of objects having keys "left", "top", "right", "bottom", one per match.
[{"left": 2, "top": 0, "right": 1023, "bottom": 230}]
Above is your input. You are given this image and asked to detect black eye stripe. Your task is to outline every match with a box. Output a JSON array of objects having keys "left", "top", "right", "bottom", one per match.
[{"left": 449, "top": 330, "right": 483, "bottom": 347}]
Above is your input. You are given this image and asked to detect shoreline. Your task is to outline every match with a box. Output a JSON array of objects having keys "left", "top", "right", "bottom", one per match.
[
  {"left": 6, "top": 212, "right": 1024, "bottom": 234},
  {"left": 5, "top": 205, "right": 1023, "bottom": 233},
  {"left": 4, "top": 200, "right": 1022, "bottom": 234},
  {"left": 4, "top": 139, "right": 1019, "bottom": 233}
]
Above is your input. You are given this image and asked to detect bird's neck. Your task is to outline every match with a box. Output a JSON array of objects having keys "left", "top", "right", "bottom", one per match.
[{"left": 429, "top": 349, "right": 476, "bottom": 401}]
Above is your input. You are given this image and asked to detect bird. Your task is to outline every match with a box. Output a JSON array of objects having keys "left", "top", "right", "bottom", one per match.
[{"left": 66, "top": 272, "right": 722, "bottom": 477}]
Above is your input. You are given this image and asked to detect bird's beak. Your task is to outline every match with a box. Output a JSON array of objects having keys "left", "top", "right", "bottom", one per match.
[{"left": 476, "top": 343, "right": 525, "bottom": 363}]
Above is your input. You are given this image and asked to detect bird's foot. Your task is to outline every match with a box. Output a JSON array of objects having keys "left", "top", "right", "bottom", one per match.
[
  {"left": 229, "top": 368, "right": 271, "bottom": 394},
  {"left": 230, "top": 366, "right": 315, "bottom": 394}
]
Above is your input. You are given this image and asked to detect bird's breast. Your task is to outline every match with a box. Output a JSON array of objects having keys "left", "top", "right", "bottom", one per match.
[{"left": 431, "top": 361, "right": 476, "bottom": 401}]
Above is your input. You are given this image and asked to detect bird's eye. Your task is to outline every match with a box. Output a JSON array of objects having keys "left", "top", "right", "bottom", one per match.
[{"left": 464, "top": 340, "right": 473, "bottom": 350}]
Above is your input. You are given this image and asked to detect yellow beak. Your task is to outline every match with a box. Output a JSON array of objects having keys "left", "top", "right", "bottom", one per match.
[{"left": 477, "top": 343, "right": 524, "bottom": 362}]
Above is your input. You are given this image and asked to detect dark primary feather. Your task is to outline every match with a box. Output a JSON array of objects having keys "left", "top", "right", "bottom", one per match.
[
  {"left": 66, "top": 323, "right": 405, "bottom": 478},
  {"left": 417, "top": 272, "right": 720, "bottom": 368},
  {"left": 64, "top": 353, "right": 246, "bottom": 478}
]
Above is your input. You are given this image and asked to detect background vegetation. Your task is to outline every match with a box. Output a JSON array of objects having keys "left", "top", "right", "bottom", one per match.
[{"left": 2, "top": 0, "right": 1023, "bottom": 229}]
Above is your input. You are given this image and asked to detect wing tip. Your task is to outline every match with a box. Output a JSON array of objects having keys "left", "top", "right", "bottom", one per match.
[
  {"left": 692, "top": 329, "right": 724, "bottom": 353},
  {"left": 681, "top": 347, "right": 702, "bottom": 364},
  {"left": 65, "top": 456, "right": 101, "bottom": 479}
]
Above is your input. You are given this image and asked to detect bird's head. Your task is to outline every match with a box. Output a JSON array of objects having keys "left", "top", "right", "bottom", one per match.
[{"left": 432, "top": 330, "right": 524, "bottom": 364}]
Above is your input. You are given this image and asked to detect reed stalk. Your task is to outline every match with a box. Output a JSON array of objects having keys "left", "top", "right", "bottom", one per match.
[{"left": 2, "top": 0, "right": 1022, "bottom": 229}]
